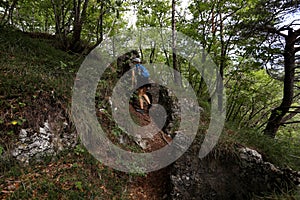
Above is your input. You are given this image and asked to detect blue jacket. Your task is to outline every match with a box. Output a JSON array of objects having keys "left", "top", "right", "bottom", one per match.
[{"left": 135, "top": 64, "right": 150, "bottom": 78}]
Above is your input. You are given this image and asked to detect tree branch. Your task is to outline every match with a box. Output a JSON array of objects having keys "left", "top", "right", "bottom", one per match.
[
  {"left": 294, "top": 27, "right": 300, "bottom": 35},
  {"left": 265, "top": 25, "right": 288, "bottom": 37},
  {"left": 280, "top": 107, "right": 300, "bottom": 124},
  {"left": 294, "top": 92, "right": 300, "bottom": 99},
  {"left": 288, "top": 19, "right": 300, "bottom": 26},
  {"left": 281, "top": 121, "right": 300, "bottom": 125}
]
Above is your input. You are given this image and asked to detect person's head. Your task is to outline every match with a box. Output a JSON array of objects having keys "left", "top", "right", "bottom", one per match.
[{"left": 132, "top": 57, "right": 141, "bottom": 64}]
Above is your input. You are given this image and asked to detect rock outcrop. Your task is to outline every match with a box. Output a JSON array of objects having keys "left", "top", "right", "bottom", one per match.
[
  {"left": 170, "top": 144, "right": 300, "bottom": 200},
  {"left": 10, "top": 121, "right": 77, "bottom": 164}
]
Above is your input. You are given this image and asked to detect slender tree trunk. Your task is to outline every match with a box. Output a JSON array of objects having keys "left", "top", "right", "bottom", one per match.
[
  {"left": 71, "top": 0, "right": 89, "bottom": 52},
  {"left": 87, "top": 1, "right": 105, "bottom": 53},
  {"left": 51, "top": 0, "right": 60, "bottom": 35},
  {"left": 71, "top": 0, "right": 82, "bottom": 51},
  {"left": 264, "top": 29, "right": 296, "bottom": 137},
  {"left": 217, "top": 11, "right": 225, "bottom": 112},
  {"left": 159, "top": 25, "right": 170, "bottom": 66},
  {"left": 172, "top": 0, "right": 182, "bottom": 86},
  {"left": 7, "top": 0, "right": 18, "bottom": 25},
  {"left": 51, "top": 0, "right": 64, "bottom": 48},
  {"left": 149, "top": 42, "right": 156, "bottom": 63},
  {"left": 1, "top": 0, "right": 18, "bottom": 25},
  {"left": 97, "top": 1, "right": 104, "bottom": 44}
]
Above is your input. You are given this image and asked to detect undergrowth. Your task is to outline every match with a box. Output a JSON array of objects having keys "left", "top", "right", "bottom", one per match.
[
  {"left": 0, "top": 147, "right": 130, "bottom": 199},
  {"left": 0, "top": 26, "right": 80, "bottom": 100},
  {"left": 221, "top": 124, "right": 300, "bottom": 171},
  {"left": 0, "top": 26, "right": 144, "bottom": 199},
  {"left": 0, "top": 25, "right": 299, "bottom": 199},
  {"left": 208, "top": 123, "right": 300, "bottom": 199},
  {"left": 0, "top": 26, "right": 80, "bottom": 143}
]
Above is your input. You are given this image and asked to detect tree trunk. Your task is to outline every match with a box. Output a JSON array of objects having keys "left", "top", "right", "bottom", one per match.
[
  {"left": 51, "top": 0, "right": 64, "bottom": 43},
  {"left": 71, "top": 0, "right": 89, "bottom": 52},
  {"left": 264, "top": 29, "right": 296, "bottom": 137},
  {"left": 8, "top": 0, "right": 18, "bottom": 25},
  {"left": 87, "top": 1, "right": 105, "bottom": 53},
  {"left": 1, "top": 0, "right": 18, "bottom": 25},
  {"left": 172, "top": 0, "right": 182, "bottom": 86},
  {"left": 217, "top": 10, "right": 225, "bottom": 112}
]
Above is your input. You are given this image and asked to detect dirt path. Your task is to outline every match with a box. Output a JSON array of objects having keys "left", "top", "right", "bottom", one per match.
[
  {"left": 126, "top": 167, "right": 170, "bottom": 200},
  {"left": 126, "top": 105, "right": 172, "bottom": 200}
]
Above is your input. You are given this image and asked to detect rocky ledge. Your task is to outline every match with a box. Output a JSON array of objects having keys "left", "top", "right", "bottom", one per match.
[{"left": 170, "top": 144, "right": 300, "bottom": 200}]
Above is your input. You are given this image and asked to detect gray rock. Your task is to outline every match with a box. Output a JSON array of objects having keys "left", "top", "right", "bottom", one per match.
[
  {"left": 170, "top": 145, "right": 300, "bottom": 200},
  {"left": 11, "top": 120, "right": 77, "bottom": 164}
]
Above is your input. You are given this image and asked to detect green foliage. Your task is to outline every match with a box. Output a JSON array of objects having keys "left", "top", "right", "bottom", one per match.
[
  {"left": 223, "top": 124, "right": 300, "bottom": 171},
  {"left": 254, "top": 188, "right": 300, "bottom": 199},
  {"left": 134, "top": 0, "right": 172, "bottom": 27},
  {"left": 74, "top": 181, "right": 83, "bottom": 191},
  {"left": 226, "top": 69, "right": 283, "bottom": 128},
  {"left": 0, "top": 1, "right": 299, "bottom": 199},
  {"left": 0, "top": 0, "right": 129, "bottom": 51},
  {"left": 74, "top": 144, "right": 86, "bottom": 155},
  {"left": 0, "top": 145, "right": 3, "bottom": 155},
  {"left": 112, "top": 126, "right": 123, "bottom": 137},
  {"left": 0, "top": 27, "right": 79, "bottom": 99},
  {"left": 0, "top": 26, "right": 81, "bottom": 156}
]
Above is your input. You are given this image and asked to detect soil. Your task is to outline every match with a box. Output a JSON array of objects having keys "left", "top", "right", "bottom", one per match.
[
  {"left": 125, "top": 104, "right": 173, "bottom": 200},
  {"left": 127, "top": 167, "right": 170, "bottom": 200}
]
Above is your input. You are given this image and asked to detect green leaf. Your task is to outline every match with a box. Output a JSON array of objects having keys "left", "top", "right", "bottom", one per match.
[
  {"left": 75, "top": 181, "right": 83, "bottom": 191},
  {"left": 0, "top": 145, "right": 3, "bottom": 155}
]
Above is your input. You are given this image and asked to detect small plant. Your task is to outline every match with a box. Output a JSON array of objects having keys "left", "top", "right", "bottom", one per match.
[
  {"left": 0, "top": 145, "right": 3, "bottom": 155},
  {"left": 60, "top": 61, "right": 67, "bottom": 70},
  {"left": 112, "top": 126, "right": 123, "bottom": 137},
  {"left": 18, "top": 102, "right": 26, "bottom": 107},
  {"left": 74, "top": 181, "right": 83, "bottom": 191},
  {"left": 7, "top": 130, "right": 14, "bottom": 135},
  {"left": 11, "top": 117, "right": 26, "bottom": 126},
  {"left": 74, "top": 145, "right": 85, "bottom": 155}
]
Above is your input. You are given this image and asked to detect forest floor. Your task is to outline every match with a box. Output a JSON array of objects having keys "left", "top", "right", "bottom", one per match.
[
  {"left": 0, "top": 101, "right": 172, "bottom": 199},
  {"left": 0, "top": 27, "right": 175, "bottom": 199},
  {"left": 0, "top": 88, "right": 173, "bottom": 199},
  {"left": 1, "top": 26, "right": 300, "bottom": 200}
]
